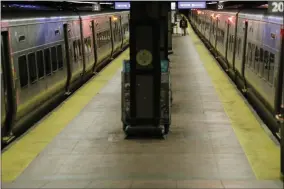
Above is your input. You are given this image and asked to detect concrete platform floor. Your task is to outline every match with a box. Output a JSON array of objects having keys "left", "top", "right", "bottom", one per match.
[{"left": 2, "top": 35, "right": 282, "bottom": 188}]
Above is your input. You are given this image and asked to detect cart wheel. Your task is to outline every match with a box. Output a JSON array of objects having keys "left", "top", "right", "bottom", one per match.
[{"left": 164, "top": 124, "right": 170, "bottom": 134}]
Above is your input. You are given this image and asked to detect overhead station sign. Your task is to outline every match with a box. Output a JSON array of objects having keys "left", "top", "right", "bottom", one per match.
[
  {"left": 114, "top": 2, "right": 130, "bottom": 10},
  {"left": 171, "top": 2, "right": 176, "bottom": 10},
  {"left": 177, "top": 2, "right": 206, "bottom": 9},
  {"left": 92, "top": 2, "right": 101, "bottom": 11}
]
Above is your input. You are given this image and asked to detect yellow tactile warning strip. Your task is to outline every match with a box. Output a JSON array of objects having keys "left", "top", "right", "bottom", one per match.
[
  {"left": 185, "top": 17, "right": 280, "bottom": 180},
  {"left": 1, "top": 49, "right": 129, "bottom": 182}
]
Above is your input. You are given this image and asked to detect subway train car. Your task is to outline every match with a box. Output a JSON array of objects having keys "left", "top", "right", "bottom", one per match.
[
  {"left": 1, "top": 9, "right": 130, "bottom": 142},
  {"left": 190, "top": 9, "right": 284, "bottom": 139}
]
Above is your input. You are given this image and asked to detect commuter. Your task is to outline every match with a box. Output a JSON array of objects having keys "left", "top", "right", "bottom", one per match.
[{"left": 179, "top": 17, "right": 188, "bottom": 36}]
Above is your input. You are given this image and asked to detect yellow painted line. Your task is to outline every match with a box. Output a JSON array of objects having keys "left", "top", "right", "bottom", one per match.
[
  {"left": 185, "top": 17, "right": 280, "bottom": 180},
  {"left": 1, "top": 49, "right": 129, "bottom": 182}
]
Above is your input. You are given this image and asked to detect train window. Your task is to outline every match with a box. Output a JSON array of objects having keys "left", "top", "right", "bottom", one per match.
[
  {"left": 18, "top": 35, "right": 26, "bottom": 42},
  {"left": 268, "top": 53, "right": 275, "bottom": 84},
  {"left": 28, "top": 53, "right": 37, "bottom": 83},
  {"left": 55, "top": 29, "right": 60, "bottom": 36},
  {"left": 114, "top": 22, "right": 118, "bottom": 42},
  {"left": 254, "top": 47, "right": 259, "bottom": 61},
  {"left": 73, "top": 40, "right": 78, "bottom": 62},
  {"left": 264, "top": 50, "right": 269, "bottom": 63},
  {"left": 221, "top": 30, "right": 225, "bottom": 43},
  {"left": 259, "top": 48, "right": 263, "bottom": 62},
  {"left": 108, "top": 30, "right": 111, "bottom": 40},
  {"left": 104, "top": 30, "right": 107, "bottom": 42},
  {"left": 259, "top": 48, "right": 264, "bottom": 76},
  {"left": 96, "top": 33, "right": 100, "bottom": 48},
  {"left": 264, "top": 50, "right": 269, "bottom": 80},
  {"left": 18, "top": 55, "right": 28, "bottom": 88},
  {"left": 57, "top": 45, "right": 63, "bottom": 69},
  {"left": 51, "top": 46, "right": 57, "bottom": 72},
  {"left": 250, "top": 44, "right": 255, "bottom": 67},
  {"left": 44, "top": 48, "right": 51, "bottom": 75},
  {"left": 36, "top": 51, "right": 44, "bottom": 79}
]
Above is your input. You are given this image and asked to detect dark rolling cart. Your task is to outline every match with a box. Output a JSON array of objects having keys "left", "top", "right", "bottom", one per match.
[{"left": 121, "top": 59, "right": 172, "bottom": 134}]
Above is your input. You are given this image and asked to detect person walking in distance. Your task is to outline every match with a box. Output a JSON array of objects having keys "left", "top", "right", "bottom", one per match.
[{"left": 179, "top": 17, "right": 188, "bottom": 36}]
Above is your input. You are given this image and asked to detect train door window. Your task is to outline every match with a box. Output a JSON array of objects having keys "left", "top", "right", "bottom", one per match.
[
  {"left": 254, "top": 46, "right": 259, "bottom": 72},
  {"left": 100, "top": 32, "right": 102, "bottom": 45},
  {"left": 230, "top": 35, "right": 235, "bottom": 52},
  {"left": 28, "top": 53, "right": 37, "bottom": 83},
  {"left": 84, "top": 37, "right": 92, "bottom": 55},
  {"left": 102, "top": 31, "right": 106, "bottom": 46},
  {"left": 221, "top": 30, "right": 225, "bottom": 43},
  {"left": 102, "top": 31, "right": 106, "bottom": 45},
  {"left": 108, "top": 30, "right": 111, "bottom": 41},
  {"left": 101, "top": 31, "right": 104, "bottom": 43},
  {"left": 73, "top": 40, "right": 78, "bottom": 62},
  {"left": 36, "top": 51, "right": 44, "bottom": 79},
  {"left": 18, "top": 55, "right": 28, "bottom": 88},
  {"left": 114, "top": 22, "right": 118, "bottom": 41},
  {"left": 100, "top": 32, "right": 103, "bottom": 48},
  {"left": 237, "top": 38, "right": 241, "bottom": 57},
  {"left": 263, "top": 50, "right": 269, "bottom": 80},
  {"left": 77, "top": 39, "right": 82, "bottom": 58},
  {"left": 44, "top": 48, "right": 51, "bottom": 76},
  {"left": 51, "top": 46, "right": 57, "bottom": 72},
  {"left": 96, "top": 33, "right": 101, "bottom": 48},
  {"left": 259, "top": 48, "right": 264, "bottom": 76},
  {"left": 268, "top": 52, "right": 275, "bottom": 84},
  {"left": 250, "top": 44, "right": 255, "bottom": 68},
  {"left": 84, "top": 38, "right": 88, "bottom": 54},
  {"left": 247, "top": 43, "right": 251, "bottom": 66},
  {"left": 259, "top": 48, "right": 264, "bottom": 62},
  {"left": 104, "top": 30, "right": 106, "bottom": 42},
  {"left": 232, "top": 35, "right": 234, "bottom": 51},
  {"left": 229, "top": 35, "right": 232, "bottom": 51},
  {"left": 57, "top": 45, "right": 63, "bottom": 69},
  {"left": 233, "top": 36, "right": 236, "bottom": 52}
]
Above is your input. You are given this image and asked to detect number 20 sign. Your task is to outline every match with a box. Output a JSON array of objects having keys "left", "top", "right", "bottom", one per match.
[{"left": 268, "top": 1, "right": 284, "bottom": 16}]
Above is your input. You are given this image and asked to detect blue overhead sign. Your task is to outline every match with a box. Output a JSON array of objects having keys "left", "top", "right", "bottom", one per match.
[
  {"left": 177, "top": 2, "right": 206, "bottom": 9},
  {"left": 114, "top": 2, "right": 130, "bottom": 10}
]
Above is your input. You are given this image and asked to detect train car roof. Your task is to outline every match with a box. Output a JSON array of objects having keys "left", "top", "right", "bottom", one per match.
[
  {"left": 199, "top": 8, "right": 283, "bottom": 25},
  {"left": 1, "top": 10, "right": 129, "bottom": 27},
  {"left": 79, "top": 11, "right": 129, "bottom": 18},
  {"left": 239, "top": 9, "right": 283, "bottom": 25},
  {"left": 1, "top": 10, "right": 79, "bottom": 26}
]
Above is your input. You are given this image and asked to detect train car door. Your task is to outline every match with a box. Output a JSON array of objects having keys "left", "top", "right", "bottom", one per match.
[
  {"left": 63, "top": 23, "right": 72, "bottom": 93},
  {"left": 1, "top": 31, "right": 16, "bottom": 136},
  {"left": 1, "top": 46, "right": 7, "bottom": 132}
]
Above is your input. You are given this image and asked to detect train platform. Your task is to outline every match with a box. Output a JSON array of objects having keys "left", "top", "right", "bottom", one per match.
[{"left": 2, "top": 25, "right": 282, "bottom": 188}]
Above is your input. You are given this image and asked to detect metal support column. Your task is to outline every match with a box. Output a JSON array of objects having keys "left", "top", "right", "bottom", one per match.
[
  {"left": 127, "top": 2, "right": 162, "bottom": 132},
  {"left": 168, "top": 8, "right": 173, "bottom": 55},
  {"left": 160, "top": 2, "right": 170, "bottom": 60}
]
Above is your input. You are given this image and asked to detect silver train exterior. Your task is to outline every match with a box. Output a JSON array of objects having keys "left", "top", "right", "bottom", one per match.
[
  {"left": 1, "top": 10, "right": 130, "bottom": 139},
  {"left": 190, "top": 9, "right": 284, "bottom": 136}
]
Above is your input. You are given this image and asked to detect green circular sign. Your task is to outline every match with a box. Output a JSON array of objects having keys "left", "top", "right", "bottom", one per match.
[{"left": 136, "top": 49, "right": 152, "bottom": 66}]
